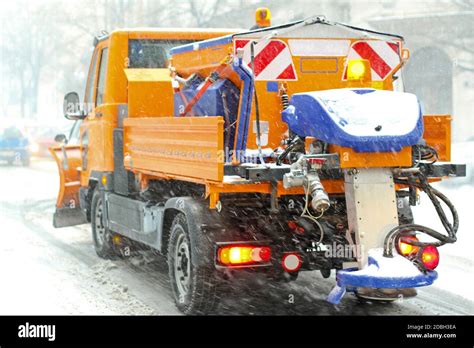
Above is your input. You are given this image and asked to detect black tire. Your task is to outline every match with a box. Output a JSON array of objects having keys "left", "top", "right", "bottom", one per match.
[
  {"left": 91, "top": 190, "right": 119, "bottom": 259},
  {"left": 167, "top": 213, "right": 221, "bottom": 315}
]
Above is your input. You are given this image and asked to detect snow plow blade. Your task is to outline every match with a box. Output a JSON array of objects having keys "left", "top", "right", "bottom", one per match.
[{"left": 53, "top": 207, "right": 87, "bottom": 228}]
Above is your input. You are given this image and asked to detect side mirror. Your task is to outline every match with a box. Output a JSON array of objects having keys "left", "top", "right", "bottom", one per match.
[
  {"left": 63, "top": 92, "right": 86, "bottom": 120},
  {"left": 54, "top": 133, "right": 67, "bottom": 144}
]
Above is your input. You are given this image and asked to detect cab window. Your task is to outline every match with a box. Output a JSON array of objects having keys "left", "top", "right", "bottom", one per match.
[
  {"left": 84, "top": 50, "right": 98, "bottom": 114},
  {"left": 96, "top": 48, "right": 109, "bottom": 106},
  {"left": 128, "top": 39, "right": 194, "bottom": 68}
]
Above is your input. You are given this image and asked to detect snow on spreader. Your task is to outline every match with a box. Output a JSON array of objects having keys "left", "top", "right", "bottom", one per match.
[
  {"left": 327, "top": 249, "right": 439, "bottom": 304},
  {"left": 51, "top": 9, "right": 465, "bottom": 314}
]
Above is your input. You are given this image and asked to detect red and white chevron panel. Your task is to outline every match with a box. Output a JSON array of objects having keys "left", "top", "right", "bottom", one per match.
[
  {"left": 234, "top": 39, "right": 297, "bottom": 81},
  {"left": 345, "top": 40, "right": 401, "bottom": 81}
]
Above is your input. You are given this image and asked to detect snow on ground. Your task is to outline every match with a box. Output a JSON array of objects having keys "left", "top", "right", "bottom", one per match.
[
  {"left": 0, "top": 159, "right": 166, "bottom": 315},
  {"left": 0, "top": 157, "right": 472, "bottom": 315}
]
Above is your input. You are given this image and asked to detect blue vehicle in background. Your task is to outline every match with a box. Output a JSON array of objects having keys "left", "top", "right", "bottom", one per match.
[{"left": 0, "top": 126, "right": 30, "bottom": 166}]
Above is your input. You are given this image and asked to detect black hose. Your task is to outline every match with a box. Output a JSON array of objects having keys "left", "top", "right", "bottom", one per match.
[
  {"left": 395, "top": 175, "right": 458, "bottom": 238},
  {"left": 276, "top": 135, "right": 302, "bottom": 165},
  {"left": 430, "top": 187, "right": 459, "bottom": 235},
  {"left": 384, "top": 173, "right": 458, "bottom": 257},
  {"left": 413, "top": 144, "right": 438, "bottom": 165}
]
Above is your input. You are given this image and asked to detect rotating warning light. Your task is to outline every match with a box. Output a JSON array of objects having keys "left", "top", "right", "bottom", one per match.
[{"left": 255, "top": 7, "right": 271, "bottom": 28}]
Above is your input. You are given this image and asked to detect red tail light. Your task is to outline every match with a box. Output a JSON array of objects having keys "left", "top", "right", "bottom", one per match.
[
  {"left": 420, "top": 245, "right": 440, "bottom": 270},
  {"left": 218, "top": 245, "right": 271, "bottom": 266},
  {"left": 397, "top": 235, "right": 420, "bottom": 256}
]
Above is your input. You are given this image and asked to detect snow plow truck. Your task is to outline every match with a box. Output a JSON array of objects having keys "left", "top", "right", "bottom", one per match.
[{"left": 51, "top": 9, "right": 466, "bottom": 314}]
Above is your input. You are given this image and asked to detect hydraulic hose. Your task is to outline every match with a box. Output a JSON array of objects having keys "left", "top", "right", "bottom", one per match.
[
  {"left": 383, "top": 172, "right": 458, "bottom": 257},
  {"left": 413, "top": 144, "right": 438, "bottom": 167},
  {"left": 276, "top": 136, "right": 302, "bottom": 165}
]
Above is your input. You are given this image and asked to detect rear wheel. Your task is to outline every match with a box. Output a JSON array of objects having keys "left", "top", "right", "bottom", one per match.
[
  {"left": 167, "top": 213, "right": 221, "bottom": 314},
  {"left": 91, "top": 190, "right": 119, "bottom": 259}
]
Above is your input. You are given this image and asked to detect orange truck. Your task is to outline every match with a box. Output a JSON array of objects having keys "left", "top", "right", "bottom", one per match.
[{"left": 51, "top": 10, "right": 466, "bottom": 314}]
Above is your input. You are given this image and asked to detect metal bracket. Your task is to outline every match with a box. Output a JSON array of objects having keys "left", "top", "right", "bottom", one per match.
[{"left": 344, "top": 168, "right": 399, "bottom": 268}]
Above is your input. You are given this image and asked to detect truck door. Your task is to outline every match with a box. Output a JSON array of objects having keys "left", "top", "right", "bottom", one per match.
[{"left": 50, "top": 47, "right": 100, "bottom": 228}]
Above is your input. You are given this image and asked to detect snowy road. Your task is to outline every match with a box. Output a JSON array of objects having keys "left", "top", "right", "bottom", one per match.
[{"left": 0, "top": 158, "right": 472, "bottom": 315}]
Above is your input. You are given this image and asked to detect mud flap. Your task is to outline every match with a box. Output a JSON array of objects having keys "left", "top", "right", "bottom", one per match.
[{"left": 53, "top": 207, "right": 87, "bottom": 228}]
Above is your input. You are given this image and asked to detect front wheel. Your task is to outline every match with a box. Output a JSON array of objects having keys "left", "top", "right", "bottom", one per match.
[
  {"left": 167, "top": 213, "right": 221, "bottom": 314},
  {"left": 91, "top": 190, "right": 119, "bottom": 259}
]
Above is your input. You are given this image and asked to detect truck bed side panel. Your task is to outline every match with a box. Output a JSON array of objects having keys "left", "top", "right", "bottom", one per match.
[{"left": 123, "top": 117, "right": 224, "bottom": 182}]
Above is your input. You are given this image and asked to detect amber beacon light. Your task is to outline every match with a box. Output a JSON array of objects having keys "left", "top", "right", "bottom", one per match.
[{"left": 255, "top": 7, "right": 271, "bottom": 28}]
